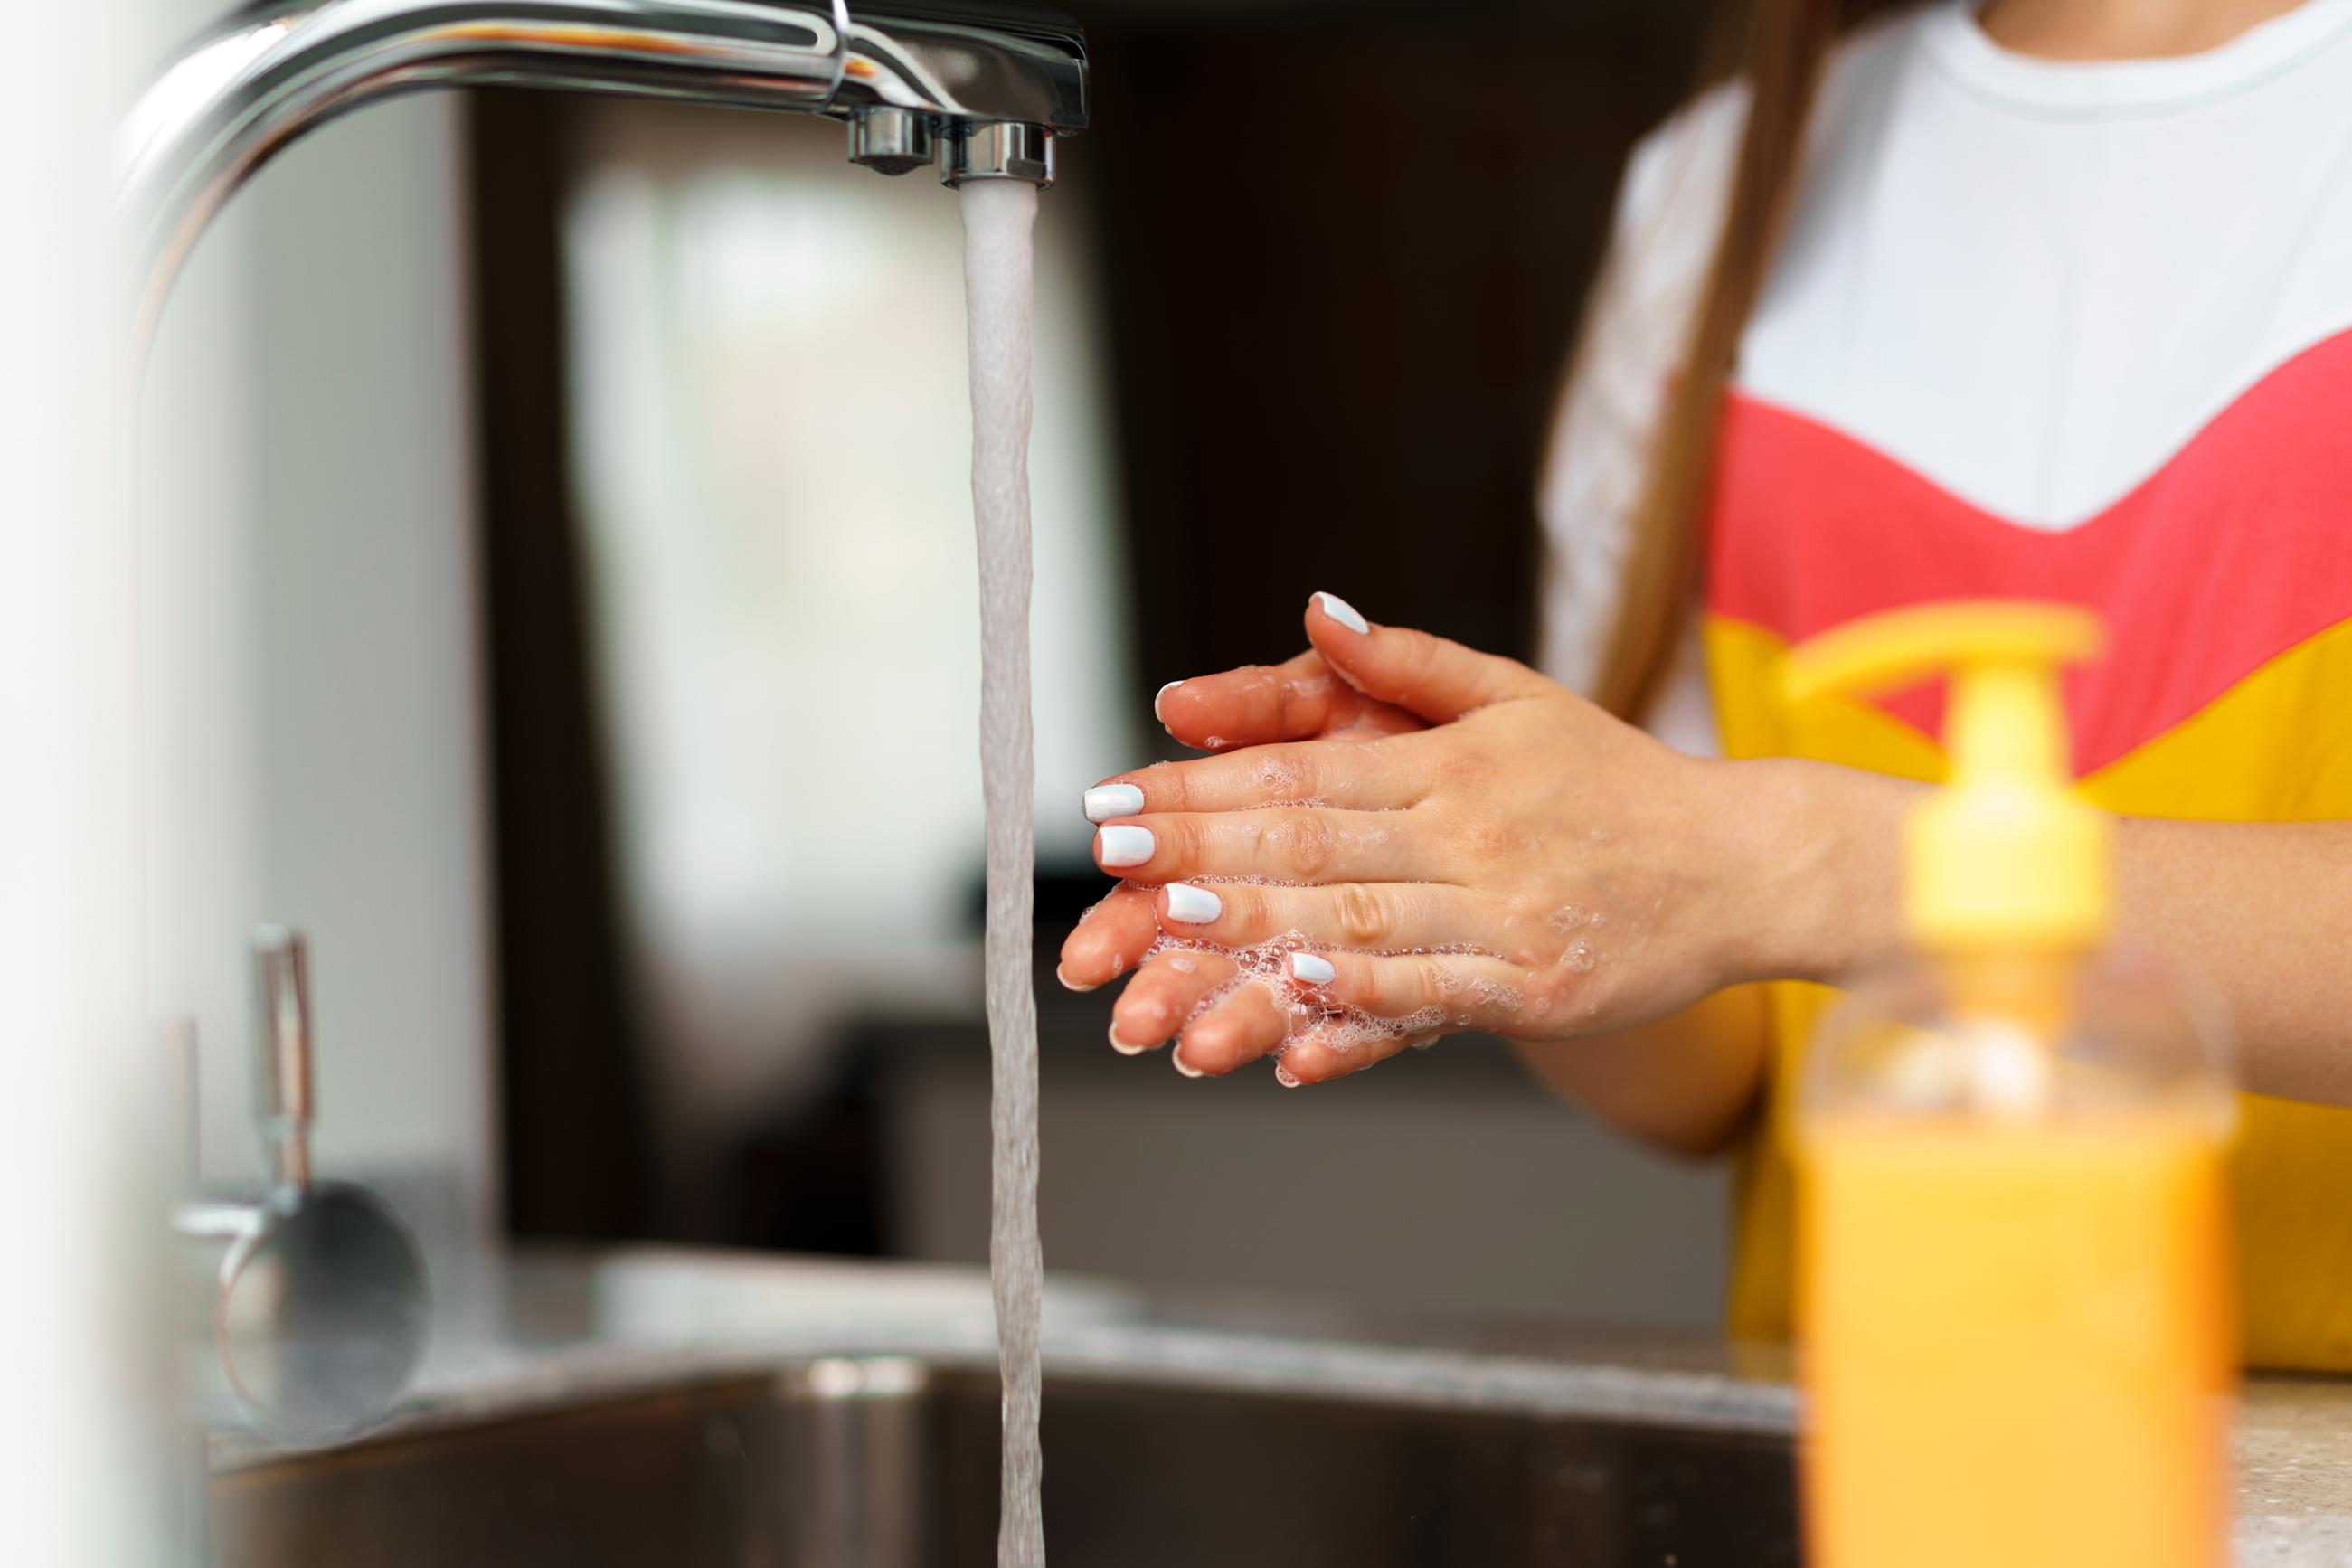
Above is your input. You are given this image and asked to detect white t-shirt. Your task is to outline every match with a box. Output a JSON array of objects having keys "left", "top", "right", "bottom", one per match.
[{"left": 1540, "top": 0, "right": 2352, "bottom": 752}]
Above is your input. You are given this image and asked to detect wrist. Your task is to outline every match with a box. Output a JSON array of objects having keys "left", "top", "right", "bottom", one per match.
[{"left": 1709, "top": 757, "right": 1912, "bottom": 987}]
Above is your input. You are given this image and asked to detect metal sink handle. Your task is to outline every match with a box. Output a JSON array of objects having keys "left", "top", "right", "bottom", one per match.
[
  {"left": 172, "top": 928, "right": 432, "bottom": 1449},
  {"left": 251, "top": 927, "right": 314, "bottom": 1206}
]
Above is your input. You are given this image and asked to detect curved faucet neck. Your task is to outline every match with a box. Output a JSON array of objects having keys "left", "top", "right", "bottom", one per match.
[{"left": 119, "top": 0, "right": 1086, "bottom": 352}]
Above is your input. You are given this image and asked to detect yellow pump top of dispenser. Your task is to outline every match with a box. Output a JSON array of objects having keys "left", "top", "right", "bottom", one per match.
[{"left": 1786, "top": 600, "right": 2111, "bottom": 953}]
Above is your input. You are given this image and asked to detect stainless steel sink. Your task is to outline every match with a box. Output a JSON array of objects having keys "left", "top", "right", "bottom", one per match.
[
  {"left": 212, "top": 1359, "right": 1799, "bottom": 1567},
  {"left": 198, "top": 1242, "right": 2352, "bottom": 1567}
]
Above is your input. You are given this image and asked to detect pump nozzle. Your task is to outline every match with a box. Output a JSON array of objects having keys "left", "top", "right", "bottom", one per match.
[{"left": 1786, "top": 600, "right": 2111, "bottom": 952}]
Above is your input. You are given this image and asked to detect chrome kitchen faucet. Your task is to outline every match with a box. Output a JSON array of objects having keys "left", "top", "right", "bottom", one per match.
[
  {"left": 118, "top": 0, "right": 1087, "bottom": 344},
  {"left": 127, "top": 0, "right": 1085, "bottom": 1452}
]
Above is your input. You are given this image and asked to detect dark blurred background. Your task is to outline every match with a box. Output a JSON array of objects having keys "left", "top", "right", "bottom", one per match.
[
  {"left": 1087, "top": 0, "right": 1716, "bottom": 681},
  {"left": 469, "top": 0, "right": 1733, "bottom": 1327}
]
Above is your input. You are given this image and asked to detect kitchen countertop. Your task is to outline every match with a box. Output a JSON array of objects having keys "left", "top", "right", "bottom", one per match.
[
  {"left": 241, "top": 1246, "right": 2352, "bottom": 1563},
  {"left": 2240, "top": 1378, "right": 2352, "bottom": 1563}
]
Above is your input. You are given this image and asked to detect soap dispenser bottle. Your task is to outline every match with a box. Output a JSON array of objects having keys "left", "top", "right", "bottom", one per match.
[{"left": 1785, "top": 601, "right": 2234, "bottom": 1568}]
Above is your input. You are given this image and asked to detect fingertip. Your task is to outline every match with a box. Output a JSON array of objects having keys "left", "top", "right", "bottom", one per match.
[
  {"left": 1303, "top": 608, "right": 1547, "bottom": 723},
  {"left": 1310, "top": 591, "right": 1372, "bottom": 636},
  {"left": 1163, "top": 883, "right": 1223, "bottom": 927},
  {"left": 1154, "top": 680, "right": 1183, "bottom": 724},
  {"left": 1281, "top": 1023, "right": 1403, "bottom": 1085},
  {"left": 1082, "top": 782, "right": 1146, "bottom": 824},
  {"left": 1096, "top": 823, "right": 1156, "bottom": 870},
  {"left": 1176, "top": 986, "right": 1284, "bottom": 1077},
  {"left": 1275, "top": 1038, "right": 1344, "bottom": 1085},
  {"left": 1170, "top": 1022, "right": 1227, "bottom": 1076},
  {"left": 1302, "top": 606, "right": 1379, "bottom": 697},
  {"left": 1058, "top": 898, "right": 1156, "bottom": 988}
]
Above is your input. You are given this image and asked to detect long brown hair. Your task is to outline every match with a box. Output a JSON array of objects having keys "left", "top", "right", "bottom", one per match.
[{"left": 1589, "top": 0, "right": 1913, "bottom": 721}]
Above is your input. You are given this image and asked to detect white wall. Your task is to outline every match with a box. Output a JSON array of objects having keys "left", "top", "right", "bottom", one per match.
[{"left": 137, "top": 84, "right": 495, "bottom": 1314}]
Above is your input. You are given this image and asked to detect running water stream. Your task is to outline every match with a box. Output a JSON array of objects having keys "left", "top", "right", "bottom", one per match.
[{"left": 960, "top": 175, "right": 1044, "bottom": 1568}]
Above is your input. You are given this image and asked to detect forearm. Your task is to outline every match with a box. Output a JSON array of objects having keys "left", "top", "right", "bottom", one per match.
[
  {"left": 2116, "top": 817, "right": 2352, "bottom": 1107},
  {"left": 1755, "top": 769, "right": 2352, "bottom": 1105},
  {"left": 1511, "top": 983, "right": 1771, "bottom": 1157},
  {"left": 1521, "top": 770, "right": 2352, "bottom": 1147},
  {"left": 1762, "top": 764, "right": 2352, "bottom": 1104}
]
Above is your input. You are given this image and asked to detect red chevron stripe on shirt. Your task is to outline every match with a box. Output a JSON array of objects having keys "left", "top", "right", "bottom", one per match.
[{"left": 1708, "top": 328, "right": 2352, "bottom": 774}]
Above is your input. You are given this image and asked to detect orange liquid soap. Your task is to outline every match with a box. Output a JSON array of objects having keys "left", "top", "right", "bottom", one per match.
[
  {"left": 1800, "top": 1117, "right": 2231, "bottom": 1568},
  {"left": 1781, "top": 603, "right": 2236, "bottom": 1568}
]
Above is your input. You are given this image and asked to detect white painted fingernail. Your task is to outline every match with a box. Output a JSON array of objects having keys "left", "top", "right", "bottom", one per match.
[
  {"left": 1056, "top": 964, "right": 1100, "bottom": 994},
  {"left": 1154, "top": 681, "right": 1183, "bottom": 722},
  {"left": 1275, "top": 1063, "right": 1302, "bottom": 1088},
  {"left": 1097, "top": 824, "right": 1156, "bottom": 868},
  {"left": 1170, "top": 1043, "right": 1205, "bottom": 1080},
  {"left": 1164, "top": 883, "right": 1223, "bottom": 925},
  {"left": 1315, "top": 592, "right": 1370, "bottom": 635},
  {"left": 1289, "top": 952, "right": 1336, "bottom": 986},
  {"left": 1108, "top": 1022, "right": 1148, "bottom": 1057},
  {"left": 1084, "top": 784, "right": 1145, "bottom": 824}
]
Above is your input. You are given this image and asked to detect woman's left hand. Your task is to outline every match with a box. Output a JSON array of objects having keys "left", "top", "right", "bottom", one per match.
[{"left": 1056, "top": 594, "right": 1905, "bottom": 1085}]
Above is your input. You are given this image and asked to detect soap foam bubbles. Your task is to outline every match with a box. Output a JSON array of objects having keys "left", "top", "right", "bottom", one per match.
[
  {"left": 1469, "top": 978, "right": 1524, "bottom": 1014},
  {"left": 1135, "top": 923, "right": 1462, "bottom": 1073},
  {"left": 1119, "top": 879, "right": 1525, "bottom": 1077},
  {"left": 1561, "top": 939, "right": 1597, "bottom": 974}
]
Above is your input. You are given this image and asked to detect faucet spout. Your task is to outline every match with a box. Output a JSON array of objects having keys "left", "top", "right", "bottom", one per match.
[{"left": 119, "top": 0, "right": 1086, "bottom": 344}]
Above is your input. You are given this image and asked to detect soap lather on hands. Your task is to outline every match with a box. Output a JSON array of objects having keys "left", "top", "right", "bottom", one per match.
[{"left": 1055, "top": 592, "right": 1904, "bottom": 1111}]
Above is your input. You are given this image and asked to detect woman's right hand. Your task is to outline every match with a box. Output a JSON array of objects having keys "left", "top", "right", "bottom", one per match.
[
  {"left": 1053, "top": 636, "right": 1427, "bottom": 997},
  {"left": 1056, "top": 595, "right": 1911, "bottom": 1088}
]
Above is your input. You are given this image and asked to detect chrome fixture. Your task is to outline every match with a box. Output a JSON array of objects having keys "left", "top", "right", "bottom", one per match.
[
  {"left": 846, "top": 103, "right": 936, "bottom": 175},
  {"left": 118, "top": 0, "right": 1088, "bottom": 340},
  {"left": 252, "top": 929, "right": 316, "bottom": 1200},
  {"left": 942, "top": 117, "right": 1053, "bottom": 186},
  {"left": 174, "top": 929, "right": 430, "bottom": 1448}
]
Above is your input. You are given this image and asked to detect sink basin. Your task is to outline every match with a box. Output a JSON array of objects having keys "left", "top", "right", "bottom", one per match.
[
  {"left": 203, "top": 1245, "right": 2352, "bottom": 1566},
  {"left": 212, "top": 1359, "right": 1799, "bottom": 1567}
]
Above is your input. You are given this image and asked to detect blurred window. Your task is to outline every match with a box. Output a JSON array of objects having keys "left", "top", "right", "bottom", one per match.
[{"left": 563, "top": 102, "right": 1132, "bottom": 1125}]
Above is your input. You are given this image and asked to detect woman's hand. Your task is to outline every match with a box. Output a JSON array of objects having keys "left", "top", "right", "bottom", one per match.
[{"left": 1057, "top": 593, "right": 1909, "bottom": 1086}]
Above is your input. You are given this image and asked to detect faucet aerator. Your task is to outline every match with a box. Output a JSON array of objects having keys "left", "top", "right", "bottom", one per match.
[
  {"left": 847, "top": 105, "right": 937, "bottom": 176},
  {"left": 943, "top": 118, "right": 1055, "bottom": 189}
]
